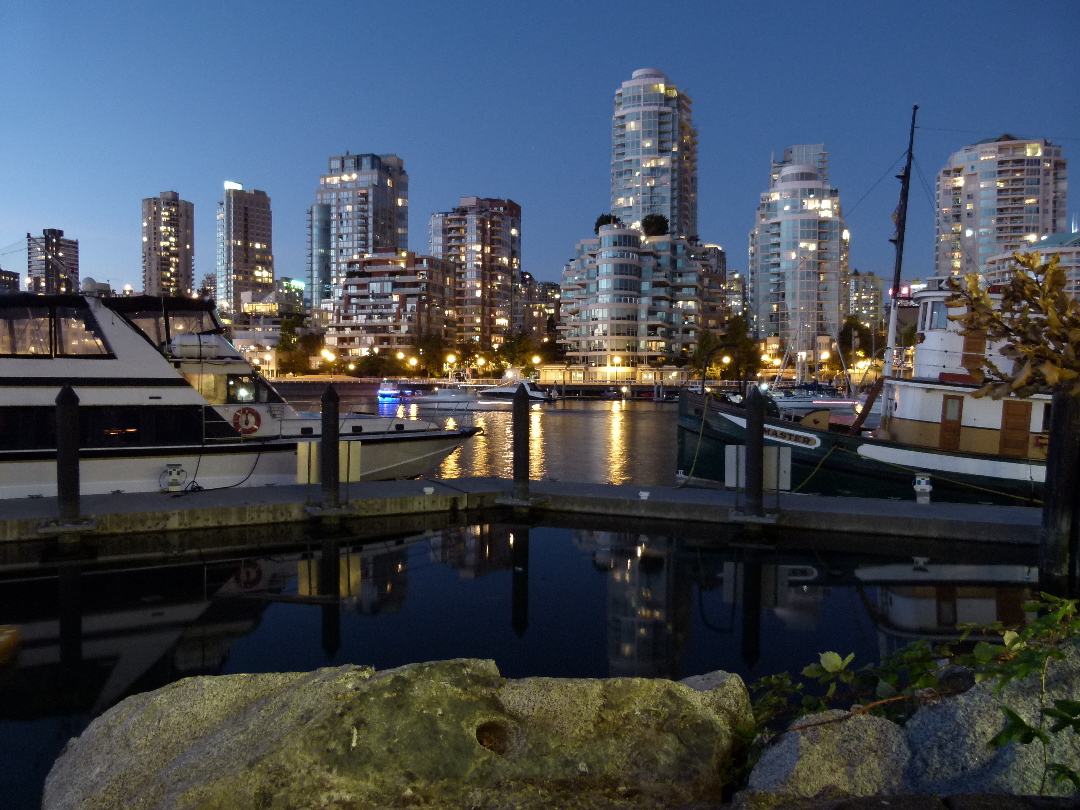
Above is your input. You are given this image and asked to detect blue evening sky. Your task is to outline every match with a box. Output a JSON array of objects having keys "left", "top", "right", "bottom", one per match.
[{"left": 1, "top": 0, "right": 1077, "bottom": 293}]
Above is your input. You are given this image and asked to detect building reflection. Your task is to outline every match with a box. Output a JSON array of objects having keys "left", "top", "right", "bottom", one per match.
[
  {"left": 296, "top": 546, "right": 408, "bottom": 614},
  {"left": 426, "top": 524, "right": 513, "bottom": 579}
]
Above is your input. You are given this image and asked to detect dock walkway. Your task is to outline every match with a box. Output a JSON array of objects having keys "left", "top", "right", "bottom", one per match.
[{"left": 0, "top": 477, "right": 1040, "bottom": 546}]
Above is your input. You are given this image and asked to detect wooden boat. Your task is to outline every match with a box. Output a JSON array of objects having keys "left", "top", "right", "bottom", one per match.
[{"left": 678, "top": 277, "right": 1050, "bottom": 506}]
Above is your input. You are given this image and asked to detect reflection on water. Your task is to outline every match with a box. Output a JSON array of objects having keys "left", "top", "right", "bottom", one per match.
[
  {"left": 423, "top": 400, "right": 679, "bottom": 485},
  {"left": 0, "top": 520, "right": 1038, "bottom": 807}
]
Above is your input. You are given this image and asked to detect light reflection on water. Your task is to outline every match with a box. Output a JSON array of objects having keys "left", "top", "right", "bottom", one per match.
[{"left": 424, "top": 400, "right": 679, "bottom": 485}]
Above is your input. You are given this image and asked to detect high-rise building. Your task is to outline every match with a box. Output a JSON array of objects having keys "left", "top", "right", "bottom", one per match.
[
  {"left": 27, "top": 229, "right": 79, "bottom": 295},
  {"left": 558, "top": 223, "right": 725, "bottom": 370},
  {"left": 984, "top": 232, "right": 1080, "bottom": 298},
  {"left": 215, "top": 182, "right": 274, "bottom": 317},
  {"left": 610, "top": 69, "right": 698, "bottom": 240},
  {"left": 748, "top": 144, "right": 849, "bottom": 380},
  {"left": 0, "top": 267, "right": 19, "bottom": 295},
  {"left": 430, "top": 197, "right": 521, "bottom": 348},
  {"left": 934, "top": 135, "right": 1067, "bottom": 278},
  {"left": 307, "top": 153, "right": 409, "bottom": 313},
  {"left": 141, "top": 191, "right": 194, "bottom": 296},
  {"left": 841, "top": 269, "right": 885, "bottom": 331}
]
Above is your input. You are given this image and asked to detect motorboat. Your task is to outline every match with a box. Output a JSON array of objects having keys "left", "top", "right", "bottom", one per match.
[
  {"left": 476, "top": 379, "right": 555, "bottom": 402},
  {"left": 0, "top": 293, "right": 479, "bottom": 497},
  {"left": 404, "top": 385, "right": 512, "bottom": 412},
  {"left": 678, "top": 276, "right": 1048, "bottom": 505}
]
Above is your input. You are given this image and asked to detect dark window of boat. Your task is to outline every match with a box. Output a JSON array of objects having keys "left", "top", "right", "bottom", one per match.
[
  {"left": 0, "top": 300, "right": 113, "bottom": 358},
  {"left": 227, "top": 375, "right": 258, "bottom": 404},
  {"left": 0, "top": 405, "right": 239, "bottom": 450}
]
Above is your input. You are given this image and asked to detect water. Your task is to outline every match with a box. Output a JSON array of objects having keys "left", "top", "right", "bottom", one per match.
[{"left": 0, "top": 399, "right": 1039, "bottom": 807}]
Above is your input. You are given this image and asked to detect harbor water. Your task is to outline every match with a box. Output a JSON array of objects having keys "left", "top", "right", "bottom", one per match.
[{"left": 0, "top": 397, "right": 1040, "bottom": 807}]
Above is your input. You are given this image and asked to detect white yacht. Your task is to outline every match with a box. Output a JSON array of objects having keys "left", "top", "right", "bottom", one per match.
[
  {"left": 477, "top": 379, "right": 555, "bottom": 402},
  {"left": 0, "top": 293, "right": 479, "bottom": 497}
]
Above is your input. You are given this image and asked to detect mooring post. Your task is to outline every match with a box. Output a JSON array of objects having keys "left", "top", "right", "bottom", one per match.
[
  {"left": 744, "top": 385, "right": 765, "bottom": 517},
  {"left": 321, "top": 385, "right": 340, "bottom": 510},
  {"left": 1040, "top": 389, "right": 1080, "bottom": 596},
  {"left": 513, "top": 383, "right": 530, "bottom": 501},
  {"left": 56, "top": 385, "right": 80, "bottom": 524}
]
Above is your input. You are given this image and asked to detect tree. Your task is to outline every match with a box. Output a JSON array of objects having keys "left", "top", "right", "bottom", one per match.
[
  {"left": 946, "top": 251, "right": 1080, "bottom": 398},
  {"left": 837, "top": 316, "right": 872, "bottom": 370},
  {"left": 641, "top": 214, "right": 669, "bottom": 237},
  {"left": 594, "top": 214, "right": 621, "bottom": 234},
  {"left": 718, "top": 316, "right": 762, "bottom": 384}
]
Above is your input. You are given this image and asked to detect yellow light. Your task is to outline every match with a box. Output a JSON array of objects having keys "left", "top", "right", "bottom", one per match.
[
  {"left": 613, "top": 356, "right": 621, "bottom": 364},
  {"left": 531, "top": 355, "right": 541, "bottom": 365},
  {"left": 396, "top": 351, "right": 405, "bottom": 360},
  {"left": 721, "top": 355, "right": 732, "bottom": 364},
  {"left": 820, "top": 351, "right": 830, "bottom": 361},
  {"left": 408, "top": 357, "right": 418, "bottom": 367},
  {"left": 477, "top": 357, "right": 485, "bottom": 366},
  {"left": 446, "top": 354, "right": 456, "bottom": 363},
  {"left": 321, "top": 349, "right": 336, "bottom": 362}
]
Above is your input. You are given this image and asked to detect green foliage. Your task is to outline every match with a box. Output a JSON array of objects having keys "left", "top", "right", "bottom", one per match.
[
  {"left": 594, "top": 214, "right": 621, "bottom": 234},
  {"left": 641, "top": 214, "right": 669, "bottom": 237},
  {"left": 736, "top": 593, "right": 1080, "bottom": 795},
  {"left": 946, "top": 251, "right": 1080, "bottom": 398}
]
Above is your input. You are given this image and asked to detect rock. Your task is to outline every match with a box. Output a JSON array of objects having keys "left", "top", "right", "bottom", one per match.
[
  {"left": 901, "top": 640, "right": 1080, "bottom": 797},
  {"left": 44, "top": 659, "right": 752, "bottom": 810},
  {"left": 747, "top": 709, "right": 909, "bottom": 799}
]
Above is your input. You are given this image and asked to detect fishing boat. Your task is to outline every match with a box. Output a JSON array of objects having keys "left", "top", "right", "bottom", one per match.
[
  {"left": 678, "top": 107, "right": 1047, "bottom": 506},
  {"left": 0, "top": 293, "right": 479, "bottom": 497}
]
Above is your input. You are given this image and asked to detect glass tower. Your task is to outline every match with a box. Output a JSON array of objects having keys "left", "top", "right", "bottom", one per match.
[
  {"left": 748, "top": 145, "right": 848, "bottom": 381},
  {"left": 611, "top": 69, "right": 698, "bottom": 240},
  {"left": 215, "top": 182, "right": 274, "bottom": 317},
  {"left": 307, "top": 153, "right": 408, "bottom": 313}
]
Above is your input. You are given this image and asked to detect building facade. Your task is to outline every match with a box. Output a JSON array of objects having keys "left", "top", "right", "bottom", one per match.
[
  {"left": 558, "top": 223, "right": 724, "bottom": 368},
  {"left": 326, "top": 250, "right": 456, "bottom": 359},
  {"left": 429, "top": 197, "right": 521, "bottom": 348},
  {"left": 983, "top": 231, "right": 1080, "bottom": 297},
  {"left": 0, "top": 268, "right": 19, "bottom": 294},
  {"left": 610, "top": 69, "right": 698, "bottom": 240},
  {"left": 307, "top": 153, "right": 408, "bottom": 314},
  {"left": 215, "top": 182, "right": 274, "bottom": 317},
  {"left": 27, "top": 229, "right": 79, "bottom": 295},
  {"left": 141, "top": 191, "right": 194, "bottom": 296},
  {"left": 748, "top": 144, "right": 848, "bottom": 378},
  {"left": 934, "top": 135, "right": 1067, "bottom": 277},
  {"left": 842, "top": 268, "right": 885, "bottom": 331}
]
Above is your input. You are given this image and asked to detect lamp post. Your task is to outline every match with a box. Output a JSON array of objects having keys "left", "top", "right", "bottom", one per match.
[
  {"left": 321, "top": 348, "right": 336, "bottom": 380},
  {"left": 446, "top": 353, "right": 456, "bottom": 383},
  {"left": 612, "top": 355, "right": 621, "bottom": 384}
]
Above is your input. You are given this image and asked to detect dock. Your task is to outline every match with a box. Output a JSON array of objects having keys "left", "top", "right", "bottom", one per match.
[{"left": 0, "top": 476, "right": 1040, "bottom": 547}]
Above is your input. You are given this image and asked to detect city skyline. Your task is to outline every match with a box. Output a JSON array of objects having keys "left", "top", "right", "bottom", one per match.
[{"left": 1, "top": 1, "right": 1077, "bottom": 295}]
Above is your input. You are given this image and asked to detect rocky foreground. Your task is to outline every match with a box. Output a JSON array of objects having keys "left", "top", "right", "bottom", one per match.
[{"left": 43, "top": 647, "right": 1080, "bottom": 809}]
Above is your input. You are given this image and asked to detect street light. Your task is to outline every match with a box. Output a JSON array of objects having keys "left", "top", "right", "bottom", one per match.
[
  {"left": 320, "top": 348, "right": 336, "bottom": 380},
  {"left": 612, "top": 355, "right": 621, "bottom": 383}
]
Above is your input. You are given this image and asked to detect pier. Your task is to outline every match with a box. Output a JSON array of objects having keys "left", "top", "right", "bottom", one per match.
[{"left": 2, "top": 475, "right": 1040, "bottom": 547}]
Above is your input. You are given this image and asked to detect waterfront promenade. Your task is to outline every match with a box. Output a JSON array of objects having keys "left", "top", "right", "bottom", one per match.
[{"left": 1, "top": 476, "right": 1040, "bottom": 546}]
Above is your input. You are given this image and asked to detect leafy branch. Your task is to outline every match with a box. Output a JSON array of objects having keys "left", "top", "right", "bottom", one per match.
[{"left": 945, "top": 251, "right": 1080, "bottom": 398}]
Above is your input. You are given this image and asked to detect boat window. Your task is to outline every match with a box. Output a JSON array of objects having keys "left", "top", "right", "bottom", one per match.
[
  {"left": 169, "top": 310, "right": 220, "bottom": 339},
  {"left": 929, "top": 301, "right": 949, "bottom": 330},
  {"left": 0, "top": 307, "right": 51, "bottom": 355},
  {"left": 227, "top": 375, "right": 258, "bottom": 404},
  {"left": 0, "top": 304, "right": 111, "bottom": 357},
  {"left": 126, "top": 312, "right": 168, "bottom": 349},
  {"left": 55, "top": 307, "right": 110, "bottom": 355}
]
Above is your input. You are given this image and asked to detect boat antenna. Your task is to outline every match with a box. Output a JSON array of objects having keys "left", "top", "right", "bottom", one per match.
[{"left": 882, "top": 104, "right": 918, "bottom": 380}]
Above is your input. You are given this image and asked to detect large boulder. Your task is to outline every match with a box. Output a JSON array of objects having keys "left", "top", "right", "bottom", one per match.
[
  {"left": 747, "top": 710, "right": 909, "bottom": 799},
  {"left": 44, "top": 659, "right": 753, "bottom": 810}
]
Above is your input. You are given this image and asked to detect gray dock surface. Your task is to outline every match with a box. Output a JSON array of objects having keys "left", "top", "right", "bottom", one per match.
[{"left": 0, "top": 477, "right": 1040, "bottom": 545}]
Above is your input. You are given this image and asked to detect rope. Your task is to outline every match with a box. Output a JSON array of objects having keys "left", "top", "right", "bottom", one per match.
[
  {"left": 676, "top": 392, "right": 714, "bottom": 488},
  {"left": 791, "top": 445, "right": 838, "bottom": 492}
]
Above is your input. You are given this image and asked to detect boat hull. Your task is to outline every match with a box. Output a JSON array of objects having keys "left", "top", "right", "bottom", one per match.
[
  {"left": 677, "top": 391, "right": 1043, "bottom": 505},
  {"left": 0, "top": 428, "right": 480, "bottom": 497}
]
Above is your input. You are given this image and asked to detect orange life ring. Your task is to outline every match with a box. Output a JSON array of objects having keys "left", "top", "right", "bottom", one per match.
[{"left": 232, "top": 407, "right": 261, "bottom": 435}]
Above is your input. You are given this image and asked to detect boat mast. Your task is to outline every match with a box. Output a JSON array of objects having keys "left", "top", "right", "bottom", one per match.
[{"left": 882, "top": 105, "right": 918, "bottom": 379}]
